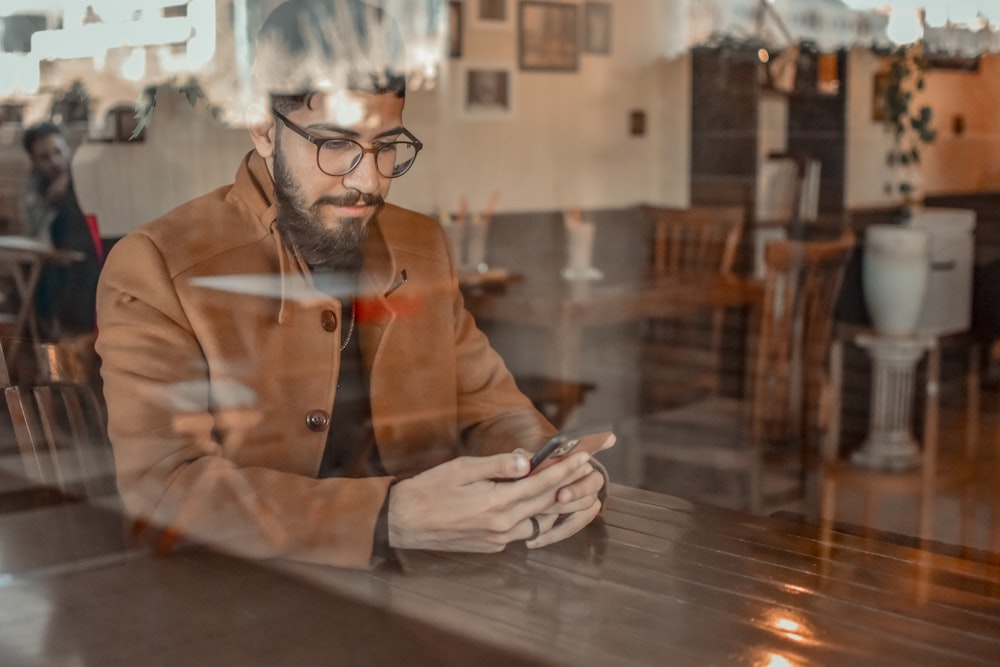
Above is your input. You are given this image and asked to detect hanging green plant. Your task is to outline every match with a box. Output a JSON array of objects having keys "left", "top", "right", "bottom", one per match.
[
  {"left": 883, "top": 44, "right": 936, "bottom": 202},
  {"left": 49, "top": 79, "right": 90, "bottom": 124}
]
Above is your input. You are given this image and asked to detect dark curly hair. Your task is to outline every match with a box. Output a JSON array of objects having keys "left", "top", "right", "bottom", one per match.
[
  {"left": 22, "top": 121, "right": 64, "bottom": 156},
  {"left": 255, "top": 0, "right": 406, "bottom": 114}
]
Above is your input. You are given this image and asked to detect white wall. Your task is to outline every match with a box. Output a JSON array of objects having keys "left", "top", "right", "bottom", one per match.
[
  {"left": 389, "top": 0, "right": 691, "bottom": 216},
  {"left": 920, "top": 55, "right": 1000, "bottom": 194},
  {"left": 71, "top": 5, "right": 1000, "bottom": 235},
  {"left": 846, "top": 50, "right": 1000, "bottom": 209},
  {"left": 72, "top": 90, "right": 250, "bottom": 237},
  {"left": 73, "top": 0, "right": 691, "bottom": 234}
]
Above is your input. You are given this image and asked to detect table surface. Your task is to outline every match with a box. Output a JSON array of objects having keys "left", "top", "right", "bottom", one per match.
[
  {"left": 0, "top": 235, "right": 84, "bottom": 262},
  {"left": 465, "top": 272, "right": 760, "bottom": 327},
  {"left": 2, "top": 483, "right": 999, "bottom": 666}
]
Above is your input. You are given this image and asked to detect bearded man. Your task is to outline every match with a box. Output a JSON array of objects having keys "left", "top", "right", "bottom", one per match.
[
  {"left": 95, "top": 0, "right": 611, "bottom": 569},
  {"left": 21, "top": 121, "right": 103, "bottom": 338}
]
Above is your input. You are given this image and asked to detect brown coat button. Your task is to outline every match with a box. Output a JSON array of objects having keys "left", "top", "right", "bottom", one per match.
[
  {"left": 321, "top": 310, "right": 338, "bottom": 332},
  {"left": 305, "top": 409, "right": 330, "bottom": 431}
]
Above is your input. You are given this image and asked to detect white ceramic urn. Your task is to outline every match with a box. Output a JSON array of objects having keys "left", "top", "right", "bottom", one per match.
[{"left": 862, "top": 225, "right": 930, "bottom": 336}]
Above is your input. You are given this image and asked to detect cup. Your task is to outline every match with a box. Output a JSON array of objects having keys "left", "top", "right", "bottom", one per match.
[
  {"left": 443, "top": 220, "right": 466, "bottom": 268},
  {"left": 565, "top": 221, "right": 596, "bottom": 275},
  {"left": 465, "top": 213, "right": 490, "bottom": 272}
]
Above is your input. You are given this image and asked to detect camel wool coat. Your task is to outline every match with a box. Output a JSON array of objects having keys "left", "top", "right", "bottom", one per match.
[{"left": 96, "top": 151, "right": 555, "bottom": 568}]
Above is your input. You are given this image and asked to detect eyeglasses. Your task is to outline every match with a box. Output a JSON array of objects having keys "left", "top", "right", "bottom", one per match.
[{"left": 272, "top": 108, "right": 423, "bottom": 179}]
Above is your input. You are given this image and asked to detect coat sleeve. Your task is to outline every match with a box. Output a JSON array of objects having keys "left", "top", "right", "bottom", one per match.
[{"left": 96, "top": 233, "right": 392, "bottom": 568}]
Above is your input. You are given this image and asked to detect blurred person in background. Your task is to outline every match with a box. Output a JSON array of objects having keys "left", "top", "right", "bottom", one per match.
[{"left": 21, "top": 121, "right": 103, "bottom": 340}]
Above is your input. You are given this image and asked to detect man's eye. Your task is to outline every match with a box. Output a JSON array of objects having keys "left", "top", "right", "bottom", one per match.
[{"left": 322, "top": 139, "right": 356, "bottom": 152}]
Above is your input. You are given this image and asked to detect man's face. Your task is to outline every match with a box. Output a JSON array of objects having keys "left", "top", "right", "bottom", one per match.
[
  {"left": 269, "top": 90, "right": 404, "bottom": 271},
  {"left": 29, "top": 132, "right": 70, "bottom": 182}
]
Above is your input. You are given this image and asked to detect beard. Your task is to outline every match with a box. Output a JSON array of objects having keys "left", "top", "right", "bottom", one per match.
[{"left": 271, "top": 143, "right": 384, "bottom": 273}]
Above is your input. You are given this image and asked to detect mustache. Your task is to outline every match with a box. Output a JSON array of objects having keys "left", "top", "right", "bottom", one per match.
[{"left": 314, "top": 190, "right": 384, "bottom": 209}]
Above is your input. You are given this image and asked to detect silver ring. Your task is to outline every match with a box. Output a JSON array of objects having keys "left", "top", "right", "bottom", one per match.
[{"left": 528, "top": 516, "right": 540, "bottom": 542}]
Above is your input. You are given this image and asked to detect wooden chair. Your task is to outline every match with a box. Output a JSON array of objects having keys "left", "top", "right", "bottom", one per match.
[
  {"left": 637, "top": 230, "right": 855, "bottom": 513},
  {"left": 641, "top": 205, "right": 744, "bottom": 279},
  {"left": 638, "top": 205, "right": 745, "bottom": 410},
  {"left": 0, "top": 338, "right": 115, "bottom": 504},
  {"left": 820, "top": 335, "right": 982, "bottom": 545}
]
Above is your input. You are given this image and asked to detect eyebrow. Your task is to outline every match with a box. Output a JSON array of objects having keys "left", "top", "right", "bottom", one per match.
[{"left": 306, "top": 124, "right": 407, "bottom": 140}]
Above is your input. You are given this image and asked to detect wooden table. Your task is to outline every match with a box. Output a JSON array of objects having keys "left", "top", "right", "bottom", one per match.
[
  {"left": 0, "top": 236, "right": 83, "bottom": 364},
  {"left": 465, "top": 273, "right": 763, "bottom": 483},
  {"left": 465, "top": 273, "right": 761, "bottom": 379},
  {"left": 2, "top": 484, "right": 998, "bottom": 665}
]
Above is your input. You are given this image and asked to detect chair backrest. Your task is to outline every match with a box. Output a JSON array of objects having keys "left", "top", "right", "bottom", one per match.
[
  {"left": 640, "top": 205, "right": 744, "bottom": 278},
  {"left": 750, "top": 230, "right": 856, "bottom": 448},
  {"left": 0, "top": 339, "right": 114, "bottom": 501}
]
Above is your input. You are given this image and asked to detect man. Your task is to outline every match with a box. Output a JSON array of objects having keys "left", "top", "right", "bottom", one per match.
[
  {"left": 21, "top": 121, "right": 102, "bottom": 338},
  {"left": 96, "top": 0, "right": 612, "bottom": 569}
]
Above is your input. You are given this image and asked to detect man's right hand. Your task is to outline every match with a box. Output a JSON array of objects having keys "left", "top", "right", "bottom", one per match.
[
  {"left": 387, "top": 451, "right": 594, "bottom": 552},
  {"left": 46, "top": 171, "right": 70, "bottom": 208}
]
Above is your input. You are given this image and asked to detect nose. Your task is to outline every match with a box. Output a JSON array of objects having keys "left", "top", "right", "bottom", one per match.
[{"left": 342, "top": 150, "right": 381, "bottom": 194}]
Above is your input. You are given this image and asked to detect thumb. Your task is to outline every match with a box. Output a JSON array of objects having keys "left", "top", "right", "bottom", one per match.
[{"left": 445, "top": 452, "right": 530, "bottom": 484}]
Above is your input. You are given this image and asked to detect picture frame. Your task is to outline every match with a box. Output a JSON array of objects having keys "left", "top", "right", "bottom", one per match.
[
  {"left": 448, "top": 1, "right": 462, "bottom": 58},
  {"left": 471, "top": 0, "right": 512, "bottom": 31},
  {"left": 926, "top": 53, "right": 980, "bottom": 72},
  {"left": 459, "top": 63, "right": 514, "bottom": 120},
  {"left": 872, "top": 70, "right": 890, "bottom": 122},
  {"left": 582, "top": 2, "right": 611, "bottom": 55},
  {"left": 519, "top": 1, "right": 578, "bottom": 72},
  {"left": 108, "top": 105, "right": 146, "bottom": 142}
]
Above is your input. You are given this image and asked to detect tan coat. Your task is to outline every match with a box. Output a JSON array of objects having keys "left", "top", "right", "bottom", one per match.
[{"left": 97, "top": 152, "right": 554, "bottom": 568}]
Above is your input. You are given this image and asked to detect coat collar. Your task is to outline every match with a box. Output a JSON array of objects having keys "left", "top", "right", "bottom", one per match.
[{"left": 228, "top": 150, "right": 399, "bottom": 327}]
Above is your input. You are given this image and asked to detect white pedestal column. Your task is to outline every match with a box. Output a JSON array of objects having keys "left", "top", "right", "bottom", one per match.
[{"left": 851, "top": 332, "right": 935, "bottom": 471}]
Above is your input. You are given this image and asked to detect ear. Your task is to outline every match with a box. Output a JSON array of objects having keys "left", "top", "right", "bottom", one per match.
[{"left": 246, "top": 104, "right": 276, "bottom": 159}]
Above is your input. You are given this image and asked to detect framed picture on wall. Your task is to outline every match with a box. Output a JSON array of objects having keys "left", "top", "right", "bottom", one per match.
[
  {"left": 872, "top": 70, "right": 890, "bottom": 122},
  {"left": 582, "top": 2, "right": 611, "bottom": 55},
  {"left": 459, "top": 63, "right": 514, "bottom": 119},
  {"left": 471, "top": 0, "right": 512, "bottom": 30},
  {"left": 448, "top": 1, "right": 462, "bottom": 58},
  {"left": 519, "top": 1, "right": 578, "bottom": 72}
]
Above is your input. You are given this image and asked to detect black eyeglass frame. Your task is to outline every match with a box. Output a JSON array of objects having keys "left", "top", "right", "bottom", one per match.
[{"left": 271, "top": 108, "right": 423, "bottom": 178}]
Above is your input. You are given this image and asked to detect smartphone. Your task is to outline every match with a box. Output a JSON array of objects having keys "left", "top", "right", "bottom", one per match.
[{"left": 529, "top": 423, "right": 613, "bottom": 474}]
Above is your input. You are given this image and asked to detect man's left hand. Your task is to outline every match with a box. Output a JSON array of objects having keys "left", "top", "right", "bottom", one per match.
[{"left": 514, "top": 433, "right": 613, "bottom": 548}]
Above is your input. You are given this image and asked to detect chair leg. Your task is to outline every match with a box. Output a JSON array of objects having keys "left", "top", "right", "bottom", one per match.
[
  {"left": 966, "top": 342, "right": 981, "bottom": 460},
  {"left": 862, "top": 488, "right": 876, "bottom": 534},
  {"left": 993, "top": 496, "right": 1000, "bottom": 555},
  {"left": 918, "top": 488, "right": 935, "bottom": 544},
  {"left": 748, "top": 460, "right": 762, "bottom": 514},
  {"left": 820, "top": 472, "right": 836, "bottom": 528},
  {"left": 960, "top": 485, "right": 975, "bottom": 551}
]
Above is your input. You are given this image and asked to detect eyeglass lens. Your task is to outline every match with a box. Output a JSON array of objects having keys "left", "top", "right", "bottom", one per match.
[{"left": 319, "top": 139, "right": 418, "bottom": 178}]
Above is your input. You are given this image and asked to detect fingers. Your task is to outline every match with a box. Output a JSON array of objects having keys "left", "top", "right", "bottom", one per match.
[
  {"left": 511, "top": 453, "right": 594, "bottom": 515},
  {"left": 526, "top": 500, "right": 602, "bottom": 549},
  {"left": 430, "top": 452, "right": 531, "bottom": 485},
  {"left": 518, "top": 513, "right": 559, "bottom": 541},
  {"left": 395, "top": 451, "right": 595, "bottom": 553},
  {"left": 551, "top": 469, "right": 605, "bottom": 514}
]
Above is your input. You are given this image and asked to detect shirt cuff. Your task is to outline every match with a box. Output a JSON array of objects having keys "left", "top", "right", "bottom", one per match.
[{"left": 372, "top": 480, "right": 398, "bottom": 564}]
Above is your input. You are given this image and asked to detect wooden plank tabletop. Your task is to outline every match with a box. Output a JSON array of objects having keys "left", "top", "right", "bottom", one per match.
[{"left": 1, "top": 484, "right": 998, "bottom": 665}]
